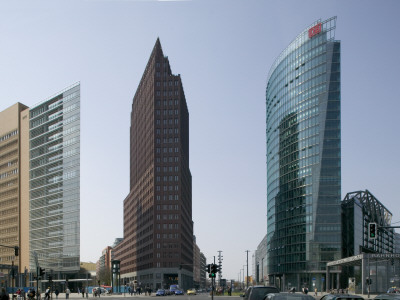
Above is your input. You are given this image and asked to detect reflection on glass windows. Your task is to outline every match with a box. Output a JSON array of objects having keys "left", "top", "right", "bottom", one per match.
[{"left": 266, "top": 17, "right": 340, "bottom": 288}]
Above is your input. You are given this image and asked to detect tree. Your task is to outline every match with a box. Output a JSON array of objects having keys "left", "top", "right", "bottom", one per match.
[{"left": 97, "top": 268, "right": 111, "bottom": 286}]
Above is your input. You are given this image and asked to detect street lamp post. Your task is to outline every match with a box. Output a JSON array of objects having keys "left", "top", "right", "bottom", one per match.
[
  {"left": 11, "top": 260, "right": 14, "bottom": 300},
  {"left": 245, "top": 250, "right": 250, "bottom": 288},
  {"left": 240, "top": 270, "right": 242, "bottom": 290},
  {"left": 241, "top": 268, "right": 244, "bottom": 290}
]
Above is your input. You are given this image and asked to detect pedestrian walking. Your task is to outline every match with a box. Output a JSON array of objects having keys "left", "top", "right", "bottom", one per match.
[
  {"left": 28, "top": 289, "right": 35, "bottom": 300},
  {"left": 55, "top": 289, "right": 59, "bottom": 299},
  {"left": 45, "top": 287, "right": 51, "bottom": 300}
]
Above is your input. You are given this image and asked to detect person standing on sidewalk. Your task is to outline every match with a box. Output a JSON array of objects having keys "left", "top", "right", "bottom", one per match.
[{"left": 65, "top": 288, "right": 70, "bottom": 299}]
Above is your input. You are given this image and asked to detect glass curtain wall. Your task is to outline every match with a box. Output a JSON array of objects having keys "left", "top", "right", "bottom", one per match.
[
  {"left": 266, "top": 17, "right": 341, "bottom": 291},
  {"left": 29, "top": 83, "right": 80, "bottom": 275}
]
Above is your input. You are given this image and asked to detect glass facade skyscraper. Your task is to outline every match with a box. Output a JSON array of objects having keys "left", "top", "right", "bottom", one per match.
[
  {"left": 29, "top": 83, "right": 80, "bottom": 274},
  {"left": 266, "top": 17, "right": 341, "bottom": 291}
]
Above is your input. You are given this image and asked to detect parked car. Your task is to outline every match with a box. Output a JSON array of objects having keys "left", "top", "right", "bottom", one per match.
[
  {"left": 320, "top": 294, "right": 364, "bottom": 300},
  {"left": 92, "top": 287, "right": 108, "bottom": 295},
  {"left": 187, "top": 289, "right": 196, "bottom": 295},
  {"left": 156, "top": 289, "right": 166, "bottom": 296},
  {"left": 264, "top": 292, "right": 315, "bottom": 300},
  {"left": 170, "top": 285, "right": 180, "bottom": 295},
  {"left": 175, "top": 289, "right": 184, "bottom": 295},
  {"left": 242, "top": 286, "right": 280, "bottom": 300},
  {"left": 387, "top": 288, "right": 400, "bottom": 294}
]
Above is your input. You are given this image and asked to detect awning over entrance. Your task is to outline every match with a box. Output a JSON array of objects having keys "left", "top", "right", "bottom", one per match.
[{"left": 326, "top": 253, "right": 400, "bottom": 295}]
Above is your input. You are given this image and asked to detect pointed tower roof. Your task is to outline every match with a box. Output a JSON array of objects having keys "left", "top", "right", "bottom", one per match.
[
  {"left": 149, "top": 37, "right": 164, "bottom": 62},
  {"left": 155, "top": 37, "right": 161, "bottom": 50}
]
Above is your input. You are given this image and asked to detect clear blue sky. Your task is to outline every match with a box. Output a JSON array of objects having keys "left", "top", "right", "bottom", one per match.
[{"left": 1, "top": 0, "right": 399, "bottom": 281}]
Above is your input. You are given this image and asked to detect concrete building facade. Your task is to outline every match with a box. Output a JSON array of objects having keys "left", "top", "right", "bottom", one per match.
[
  {"left": 193, "top": 238, "right": 200, "bottom": 288},
  {"left": 199, "top": 252, "right": 206, "bottom": 289},
  {"left": 97, "top": 246, "right": 113, "bottom": 275},
  {"left": 255, "top": 234, "right": 268, "bottom": 285},
  {"left": 0, "top": 103, "right": 30, "bottom": 274}
]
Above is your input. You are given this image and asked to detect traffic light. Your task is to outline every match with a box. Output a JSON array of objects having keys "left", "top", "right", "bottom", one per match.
[
  {"left": 209, "top": 264, "right": 217, "bottom": 278},
  {"left": 47, "top": 275, "right": 53, "bottom": 282},
  {"left": 206, "top": 264, "right": 211, "bottom": 273},
  {"left": 39, "top": 267, "right": 45, "bottom": 277},
  {"left": 369, "top": 223, "right": 377, "bottom": 239},
  {"left": 14, "top": 246, "right": 19, "bottom": 257},
  {"left": 212, "top": 264, "right": 218, "bottom": 273}
]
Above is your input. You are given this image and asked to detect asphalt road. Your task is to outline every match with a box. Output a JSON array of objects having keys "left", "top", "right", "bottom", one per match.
[{"left": 61, "top": 293, "right": 236, "bottom": 300}]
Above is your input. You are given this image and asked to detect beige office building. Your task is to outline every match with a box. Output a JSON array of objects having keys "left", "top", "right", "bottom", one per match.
[{"left": 0, "top": 102, "right": 30, "bottom": 273}]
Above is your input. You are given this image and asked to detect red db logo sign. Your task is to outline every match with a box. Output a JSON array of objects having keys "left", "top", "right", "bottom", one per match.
[{"left": 308, "top": 23, "right": 322, "bottom": 38}]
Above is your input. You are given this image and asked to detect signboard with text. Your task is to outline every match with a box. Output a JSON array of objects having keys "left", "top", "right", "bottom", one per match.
[{"left": 308, "top": 23, "right": 322, "bottom": 38}]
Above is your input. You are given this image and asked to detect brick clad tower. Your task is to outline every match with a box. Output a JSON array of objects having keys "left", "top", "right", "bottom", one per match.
[{"left": 114, "top": 39, "right": 193, "bottom": 290}]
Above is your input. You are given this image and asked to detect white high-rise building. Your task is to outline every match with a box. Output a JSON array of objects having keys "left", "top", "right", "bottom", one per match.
[{"left": 29, "top": 83, "right": 81, "bottom": 275}]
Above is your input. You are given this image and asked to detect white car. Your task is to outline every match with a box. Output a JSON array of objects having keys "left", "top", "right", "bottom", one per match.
[{"left": 93, "top": 287, "right": 108, "bottom": 295}]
